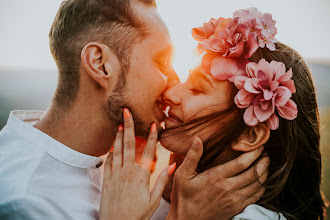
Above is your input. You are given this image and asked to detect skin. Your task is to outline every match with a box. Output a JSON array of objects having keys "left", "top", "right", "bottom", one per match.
[
  {"left": 161, "top": 64, "right": 270, "bottom": 157},
  {"left": 33, "top": 2, "right": 270, "bottom": 219},
  {"left": 161, "top": 64, "right": 235, "bottom": 156},
  {"left": 34, "top": 3, "right": 178, "bottom": 157}
]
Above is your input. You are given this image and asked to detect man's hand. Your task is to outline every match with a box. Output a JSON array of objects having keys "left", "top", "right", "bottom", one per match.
[
  {"left": 99, "top": 108, "right": 175, "bottom": 220},
  {"left": 167, "top": 137, "right": 269, "bottom": 220}
]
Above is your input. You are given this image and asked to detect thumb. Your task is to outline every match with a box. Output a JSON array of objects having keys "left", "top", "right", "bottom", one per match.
[
  {"left": 177, "top": 137, "right": 203, "bottom": 177},
  {"left": 150, "top": 163, "right": 176, "bottom": 205}
]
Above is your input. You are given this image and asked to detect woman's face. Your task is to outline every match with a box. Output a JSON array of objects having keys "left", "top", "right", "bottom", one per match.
[{"left": 160, "top": 64, "right": 235, "bottom": 155}]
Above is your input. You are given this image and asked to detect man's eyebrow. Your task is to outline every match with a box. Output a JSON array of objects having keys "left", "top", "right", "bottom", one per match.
[{"left": 189, "top": 69, "right": 214, "bottom": 89}]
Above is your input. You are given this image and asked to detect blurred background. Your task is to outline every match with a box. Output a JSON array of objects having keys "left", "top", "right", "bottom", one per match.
[{"left": 0, "top": 0, "right": 329, "bottom": 217}]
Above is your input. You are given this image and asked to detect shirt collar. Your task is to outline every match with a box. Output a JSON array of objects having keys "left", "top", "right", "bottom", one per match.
[{"left": 5, "top": 110, "right": 104, "bottom": 169}]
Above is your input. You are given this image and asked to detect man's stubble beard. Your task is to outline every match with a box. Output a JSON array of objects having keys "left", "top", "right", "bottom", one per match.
[{"left": 105, "top": 68, "right": 150, "bottom": 139}]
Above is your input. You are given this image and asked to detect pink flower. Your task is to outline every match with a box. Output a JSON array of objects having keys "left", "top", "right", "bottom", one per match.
[
  {"left": 196, "top": 22, "right": 259, "bottom": 60},
  {"left": 258, "top": 34, "right": 278, "bottom": 51},
  {"left": 192, "top": 18, "right": 227, "bottom": 41},
  {"left": 260, "top": 13, "right": 277, "bottom": 36},
  {"left": 201, "top": 52, "right": 248, "bottom": 81},
  {"left": 234, "top": 59, "right": 297, "bottom": 130},
  {"left": 233, "top": 7, "right": 262, "bottom": 24}
]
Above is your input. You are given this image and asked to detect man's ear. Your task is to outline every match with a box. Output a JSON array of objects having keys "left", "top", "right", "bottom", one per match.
[
  {"left": 81, "top": 42, "right": 120, "bottom": 90},
  {"left": 231, "top": 123, "right": 270, "bottom": 152}
]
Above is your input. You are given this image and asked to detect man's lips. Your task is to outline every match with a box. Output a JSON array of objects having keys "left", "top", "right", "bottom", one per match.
[{"left": 155, "top": 101, "right": 167, "bottom": 121}]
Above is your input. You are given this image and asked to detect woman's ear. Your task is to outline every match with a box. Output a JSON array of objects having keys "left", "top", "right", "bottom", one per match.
[
  {"left": 231, "top": 123, "right": 270, "bottom": 152},
  {"left": 81, "top": 42, "right": 120, "bottom": 90}
]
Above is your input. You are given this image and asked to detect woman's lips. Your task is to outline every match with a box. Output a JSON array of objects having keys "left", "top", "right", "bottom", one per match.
[{"left": 165, "top": 111, "right": 183, "bottom": 125}]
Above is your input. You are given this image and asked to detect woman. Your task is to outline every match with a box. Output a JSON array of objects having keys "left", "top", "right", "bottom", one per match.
[
  {"left": 159, "top": 8, "right": 325, "bottom": 219},
  {"left": 101, "top": 8, "right": 326, "bottom": 220}
]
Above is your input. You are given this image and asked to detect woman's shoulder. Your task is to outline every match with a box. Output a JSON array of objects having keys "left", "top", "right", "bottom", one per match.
[{"left": 232, "top": 204, "right": 287, "bottom": 220}]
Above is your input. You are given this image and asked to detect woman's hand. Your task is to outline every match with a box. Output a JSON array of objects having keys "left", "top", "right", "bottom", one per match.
[
  {"left": 167, "top": 137, "right": 269, "bottom": 220},
  {"left": 99, "top": 108, "right": 175, "bottom": 220}
]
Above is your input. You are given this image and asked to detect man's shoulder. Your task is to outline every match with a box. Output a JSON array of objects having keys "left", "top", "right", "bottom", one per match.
[{"left": 0, "top": 126, "right": 45, "bottom": 204}]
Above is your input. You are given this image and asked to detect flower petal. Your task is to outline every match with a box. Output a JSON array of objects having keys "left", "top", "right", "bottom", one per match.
[
  {"left": 235, "top": 89, "right": 255, "bottom": 108},
  {"left": 269, "top": 81, "right": 279, "bottom": 91},
  {"left": 210, "top": 57, "right": 239, "bottom": 80},
  {"left": 260, "top": 100, "right": 270, "bottom": 110},
  {"left": 246, "top": 62, "right": 258, "bottom": 78},
  {"left": 281, "top": 80, "right": 296, "bottom": 93},
  {"left": 254, "top": 103, "right": 273, "bottom": 122},
  {"left": 266, "top": 113, "right": 279, "bottom": 130},
  {"left": 277, "top": 99, "right": 298, "bottom": 120},
  {"left": 263, "top": 90, "right": 273, "bottom": 101},
  {"left": 270, "top": 60, "right": 286, "bottom": 81},
  {"left": 244, "top": 79, "right": 261, "bottom": 94},
  {"left": 228, "top": 41, "right": 245, "bottom": 58},
  {"left": 201, "top": 52, "right": 217, "bottom": 75},
  {"left": 256, "top": 59, "right": 272, "bottom": 80},
  {"left": 234, "top": 76, "right": 249, "bottom": 89},
  {"left": 244, "top": 105, "right": 259, "bottom": 126},
  {"left": 275, "top": 86, "right": 292, "bottom": 106},
  {"left": 278, "top": 68, "right": 293, "bottom": 82},
  {"left": 266, "top": 42, "right": 276, "bottom": 51},
  {"left": 244, "top": 32, "right": 259, "bottom": 59}
]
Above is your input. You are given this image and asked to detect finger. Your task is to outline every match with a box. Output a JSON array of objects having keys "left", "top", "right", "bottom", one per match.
[
  {"left": 236, "top": 168, "right": 268, "bottom": 199},
  {"left": 227, "top": 156, "right": 270, "bottom": 190},
  {"left": 103, "top": 152, "right": 113, "bottom": 180},
  {"left": 140, "top": 122, "right": 158, "bottom": 174},
  {"left": 177, "top": 137, "right": 203, "bottom": 177},
  {"left": 123, "top": 108, "right": 136, "bottom": 166},
  {"left": 206, "top": 146, "right": 264, "bottom": 179},
  {"left": 151, "top": 163, "right": 176, "bottom": 205},
  {"left": 240, "top": 184, "right": 266, "bottom": 209},
  {"left": 113, "top": 124, "right": 124, "bottom": 170}
]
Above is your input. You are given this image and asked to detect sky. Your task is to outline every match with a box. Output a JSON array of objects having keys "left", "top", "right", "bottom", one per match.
[{"left": 0, "top": 0, "right": 329, "bottom": 81}]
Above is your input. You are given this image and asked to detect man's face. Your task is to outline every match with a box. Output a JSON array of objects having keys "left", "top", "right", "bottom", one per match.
[{"left": 120, "top": 5, "right": 179, "bottom": 138}]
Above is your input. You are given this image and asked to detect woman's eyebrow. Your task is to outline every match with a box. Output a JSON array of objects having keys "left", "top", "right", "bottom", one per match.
[{"left": 190, "top": 70, "right": 214, "bottom": 89}]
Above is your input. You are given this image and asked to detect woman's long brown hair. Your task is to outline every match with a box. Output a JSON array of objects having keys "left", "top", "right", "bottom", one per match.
[{"left": 161, "top": 43, "right": 325, "bottom": 219}]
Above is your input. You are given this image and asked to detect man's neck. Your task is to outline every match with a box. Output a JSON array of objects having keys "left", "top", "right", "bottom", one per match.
[{"left": 34, "top": 103, "right": 117, "bottom": 157}]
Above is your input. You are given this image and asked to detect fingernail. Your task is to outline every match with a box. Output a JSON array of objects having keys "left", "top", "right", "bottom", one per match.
[
  {"left": 118, "top": 124, "right": 124, "bottom": 131},
  {"left": 151, "top": 122, "right": 157, "bottom": 133},
  {"left": 192, "top": 137, "right": 199, "bottom": 149},
  {"left": 168, "top": 163, "right": 177, "bottom": 175},
  {"left": 123, "top": 108, "right": 131, "bottom": 119},
  {"left": 259, "top": 145, "right": 264, "bottom": 151}
]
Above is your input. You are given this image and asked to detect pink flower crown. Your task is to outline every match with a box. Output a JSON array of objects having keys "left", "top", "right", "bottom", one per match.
[{"left": 192, "top": 7, "right": 298, "bottom": 130}]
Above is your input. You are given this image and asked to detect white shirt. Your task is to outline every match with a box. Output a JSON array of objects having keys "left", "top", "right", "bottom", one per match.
[
  {"left": 153, "top": 201, "right": 287, "bottom": 220},
  {"left": 0, "top": 111, "right": 104, "bottom": 220},
  {"left": 233, "top": 204, "right": 286, "bottom": 220}
]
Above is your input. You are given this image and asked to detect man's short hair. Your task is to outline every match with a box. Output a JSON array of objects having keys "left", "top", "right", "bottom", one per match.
[{"left": 49, "top": 0, "right": 156, "bottom": 108}]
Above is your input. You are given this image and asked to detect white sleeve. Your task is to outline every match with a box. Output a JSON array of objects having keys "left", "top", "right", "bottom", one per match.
[
  {"left": 150, "top": 198, "right": 171, "bottom": 220},
  {"left": 232, "top": 204, "right": 287, "bottom": 220}
]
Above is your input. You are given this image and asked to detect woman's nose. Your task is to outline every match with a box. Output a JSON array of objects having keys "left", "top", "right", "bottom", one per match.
[{"left": 163, "top": 84, "right": 182, "bottom": 106}]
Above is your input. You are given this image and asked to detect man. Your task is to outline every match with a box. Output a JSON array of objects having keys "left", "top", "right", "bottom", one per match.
[{"left": 0, "top": 0, "right": 268, "bottom": 219}]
